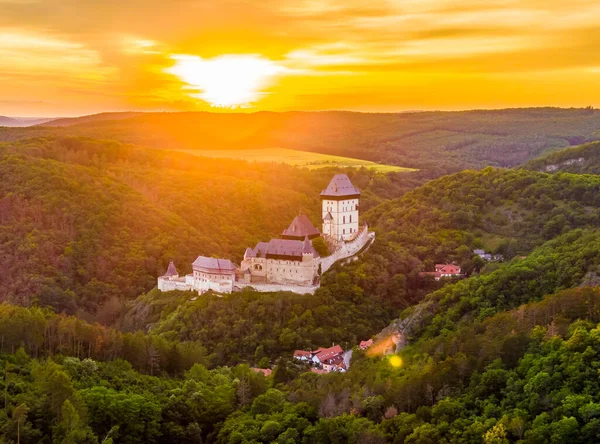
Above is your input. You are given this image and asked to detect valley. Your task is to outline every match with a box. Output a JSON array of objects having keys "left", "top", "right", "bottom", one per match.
[{"left": 1, "top": 110, "right": 600, "bottom": 443}]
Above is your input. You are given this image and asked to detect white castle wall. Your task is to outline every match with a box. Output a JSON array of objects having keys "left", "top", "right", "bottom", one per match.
[
  {"left": 235, "top": 282, "right": 319, "bottom": 295},
  {"left": 319, "top": 224, "right": 373, "bottom": 274},
  {"left": 157, "top": 274, "right": 233, "bottom": 294}
]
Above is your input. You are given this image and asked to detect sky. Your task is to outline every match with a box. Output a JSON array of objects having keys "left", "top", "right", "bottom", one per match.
[{"left": 1, "top": 0, "right": 599, "bottom": 116}]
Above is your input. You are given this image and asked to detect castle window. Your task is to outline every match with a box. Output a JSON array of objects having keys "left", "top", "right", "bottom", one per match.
[
  {"left": 343, "top": 229, "right": 346, "bottom": 234},
  {"left": 349, "top": 215, "right": 352, "bottom": 223},
  {"left": 343, "top": 216, "right": 346, "bottom": 224},
  {"left": 355, "top": 204, "right": 359, "bottom": 210}
]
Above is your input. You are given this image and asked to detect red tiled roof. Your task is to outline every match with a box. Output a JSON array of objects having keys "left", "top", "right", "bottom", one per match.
[
  {"left": 310, "top": 368, "right": 328, "bottom": 374},
  {"left": 323, "top": 354, "right": 344, "bottom": 366},
  {"left": 360, "top": 339, "right": 373, "bottom": 349},
  {"left": 313, "top": 344, "right": 343, "bottom": 362},
  {"left": 293, "top": 350, "right": 312, "bottom": 358},
  {"left": 434, "top": 264, "right": 462, "bottom": 274},
  {"left": 251, "top": 368, "right": 272, "bottom": 376}
]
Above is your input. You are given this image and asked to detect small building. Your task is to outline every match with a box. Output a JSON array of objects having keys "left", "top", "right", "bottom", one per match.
[
  {"left": 359, "top": 339, "right": 373, "bottom": 350},
  {"left": 474, "top": 249, "right": 504, "bottom": 262},
  {"left": 293, "top": 350, "right": 312, "bottom": 361},
  {"left": 251, "top": 368, "right": 272, "bottom": 377},
  {"left": 293, "top": 344, "right": 345, "bottom": 373},
  {"left": 312, "top": 345, "right": 344, "bottom": 366},
  {"left": 419, "top": 264, "right": 463, "bottom": 281}
]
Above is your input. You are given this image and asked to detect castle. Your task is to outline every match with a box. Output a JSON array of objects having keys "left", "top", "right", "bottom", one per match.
[{"left": 158, "top": 174, "right": 374, "bottom": 295}]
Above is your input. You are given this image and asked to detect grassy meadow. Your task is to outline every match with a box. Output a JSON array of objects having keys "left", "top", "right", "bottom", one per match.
[{"left": 178, "top": 147, "right": 415, "bottom": 172}]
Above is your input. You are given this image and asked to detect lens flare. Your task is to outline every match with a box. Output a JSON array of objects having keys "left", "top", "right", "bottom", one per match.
[{"left": 388, "top": 355, "right": 403, "bottom": 368}]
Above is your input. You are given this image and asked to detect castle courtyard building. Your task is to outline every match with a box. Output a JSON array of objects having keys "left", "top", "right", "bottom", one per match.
[{"left": 241, "top": 236, "right": 319, "bottom": 286}]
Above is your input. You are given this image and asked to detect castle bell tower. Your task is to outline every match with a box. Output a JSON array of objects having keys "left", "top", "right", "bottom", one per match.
[{"left": 321, "top": 174, "right": 360, "bottom": 241}]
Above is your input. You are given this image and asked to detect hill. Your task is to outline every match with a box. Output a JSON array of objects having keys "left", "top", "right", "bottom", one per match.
[
  {"left": 3, "top": 132, "right": 600, "bottom": 442},
  {"left": 122, "top": 166, "right": 600, "bottom": 367},
  {"left": 37, "top": 108, "right": 600, "bottom": 173},
  {"left": 0, "top": 116, "right": 52, "bottom": 127},
  {"left": 0, "top": 135, "right": 418, "bottom": 321},
  {"left": 525, "top": 141, "right": 600, "bottom": 174}
]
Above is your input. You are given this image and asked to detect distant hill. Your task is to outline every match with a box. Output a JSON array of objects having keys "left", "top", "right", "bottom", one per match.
[
  {"left": 34, "top": 108, "right": 600, "bottom": 172},
  {"left": 524, "top": 140, "right": 600, "bottom": 174},
  {"left": 43, "top": 111, "right": 143, "bottom": 127},
  {"left": 0, "top": 116, "right": 53, "bottom": 127}
]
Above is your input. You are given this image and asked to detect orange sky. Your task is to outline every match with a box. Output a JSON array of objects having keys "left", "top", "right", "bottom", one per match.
[{"left": 1, "top": 0, "right": 600, "bottom": 116}]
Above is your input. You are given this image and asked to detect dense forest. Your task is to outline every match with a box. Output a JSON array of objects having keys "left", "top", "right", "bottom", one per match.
[
  {"left": 525, "top": 141, "right": 600, "bottom": 174},
  {"left": 2, "top": 120, "right": 600, "bottom": 442},
  {"left": 4, "top": 108, "right": 600, "bottom": 173}
]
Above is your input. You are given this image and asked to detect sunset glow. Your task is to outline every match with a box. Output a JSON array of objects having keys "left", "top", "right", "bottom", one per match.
[
  {"left": 166, "top": 55, "right": 286, "bottom": 108},
  {"left": 1, "top": 0, "right": 600, "bottom": 116}
]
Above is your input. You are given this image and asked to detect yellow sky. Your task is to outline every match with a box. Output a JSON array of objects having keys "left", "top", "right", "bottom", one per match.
[{"left": 1, "top": 0, "right": 599, "bottom": 116}]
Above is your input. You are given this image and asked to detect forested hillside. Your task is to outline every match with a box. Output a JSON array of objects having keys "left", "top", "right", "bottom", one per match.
[
  {"left": 525, "top": 141, "right": 600, "bottom": 174},
  {"left": 31, "top": 107, "right": 600, "bottom": 172},
  {"left": 121, "top": 167, "right": 600, "bottom": 370},
  {"left": 0, "top": 135, "right": 416, "bottom": 321},
  {"left": 3, "top": 115, "right": 600, "bottom": 443}
]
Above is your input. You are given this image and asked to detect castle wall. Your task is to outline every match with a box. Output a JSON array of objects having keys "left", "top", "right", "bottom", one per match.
[
  {"left": 265, "top": 255, "right": 317, "bottom": 286},
  {"left": 235, "top": 282, "right": 319, "bottom": 295},
  {"left": 319, "top": 225, "right": 373, "bottom": 274},
  {"left": 158, "top": 276, "right": 192, "bottom": 292},
  {"left": 192, "top": 269, "right": 234, "bottom": 293}
]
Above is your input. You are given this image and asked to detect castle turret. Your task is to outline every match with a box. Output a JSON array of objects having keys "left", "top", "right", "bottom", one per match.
[
  {"left": 321, "top": 174, "right": 360, "bottom": 241},
  {"left": 164, "top": 261, "right": 179, "bottom": 278}
]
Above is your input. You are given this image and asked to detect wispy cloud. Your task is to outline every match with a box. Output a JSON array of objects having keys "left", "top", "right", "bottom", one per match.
[{"left": 1, "top": 0, "right": 600, "bottom": 114}]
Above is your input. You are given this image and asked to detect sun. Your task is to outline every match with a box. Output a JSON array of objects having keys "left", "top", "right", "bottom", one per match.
[{"left": 166, "top": 54, "right": 285, "bottom": 108}]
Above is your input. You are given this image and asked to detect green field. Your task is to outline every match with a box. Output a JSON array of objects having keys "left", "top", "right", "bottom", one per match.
[{"left": 179, "top": 148, "right": 416, "bottom": 173}]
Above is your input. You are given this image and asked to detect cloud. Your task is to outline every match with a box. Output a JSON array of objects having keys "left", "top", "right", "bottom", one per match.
[{"left": 2, "top": 0, "right": 600, "bottom": 114}]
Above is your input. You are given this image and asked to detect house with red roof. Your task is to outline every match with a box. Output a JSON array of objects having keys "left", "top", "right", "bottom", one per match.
[
  {"left": 251, "top": 368, "right": 272, "bottom": 377},
  {"left": 293, "top": 350, "right": 312, "bottom": 361},
  {"left": 293, "top": 344, "right": 346, "bottom": 373},
  {"left": 419, "top": 264, "right": 463, "bottom": 281},
  {"left": 359, "top": 339, "right": 373, "bottom": 350}
]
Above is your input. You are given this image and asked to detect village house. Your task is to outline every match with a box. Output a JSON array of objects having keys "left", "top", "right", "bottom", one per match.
[
  {"left": 359, "top": 339, "right": 373, "bottom": 350},
  {"left": 293, "top": 344, "right": 346, "bottom": 373},
  {"left": 251, "top": 368, "right": 272, "bottom": 377},
  {"left": 419, "top": 264, "right": 463, "bottom": 281},
  {"left": 474, "top": 249, "right": 504, "bottom": 262}
]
